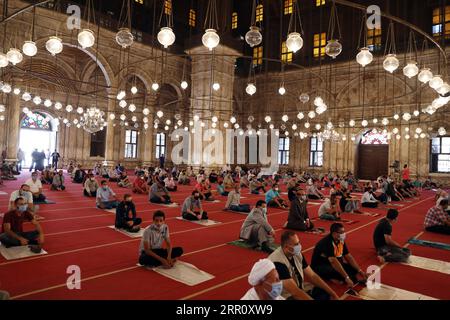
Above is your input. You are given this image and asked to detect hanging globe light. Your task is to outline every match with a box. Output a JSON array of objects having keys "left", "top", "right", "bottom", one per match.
[
  {"left": 131, "top": 86, "right": 138, "bottom": 94},
  {"left": 403, "top": 61, "right": 419, "bottom": 78},
  {"left": 297, "top": 112, "right": 304, "bottom": 120},
  {"left": 212, "top": 82, "right": 220, "bottom": 91},
  {"left": 429, "top": 75, "right": 443, "bottom": 90},
  {"left": 152, "top": 83, "right": 160, "bottom": 91},
  {"left": 0, "top": 105, "right": 5, "bottom": 112},
  {"left": 128, "top": 104, "right": 136, "bottom": 112},
  {"left": 248, "top": 115, "right": 255, "bottom": 123},
  {"left": 405, "top": 134, "right": 410, "bottom": 140},
  {"left": 33, "top": 96, "right": 42, "bottom": 105},
  {"left": 383, "top": 54, "right": 399, "bottom": 73},
  {"left": 46, "top": 36, "right": 63, "bottom": 56},
  {"left": 437, "top": 82, "right": 450, "bottom": 95},
  {"left": 1, "top": 83, "right": 11, "bottom": 93},
  {"left": 282, "top": 115, "right": 289, "bottom": 122},
  {"left": 415, "top": 127, "right": 423, "bottom": 134},
  {"left": 120, "top": 114, "right": 126, "bottom": 121},
  {"left": 438, "top": 127, "right": 447, "bottom": 136},
  {"left": 418, "top": 68, "right": 433, "bottom": 84},
  {"left": 54, "top": 102, "right": 62, "bottom": 110},
  {"left": 245, "top": 26, "right": 262, "bottom": 47},
  {"left": 44, "top": 99, "right": 52, "bottom": 107},
  {"left": 193, "top": 115, "right": 200, "bottom": 122},
  {"left": 230, "top": 116, "right": 237, "bottom": 124},
  {"left": 286, "top": 32, "right": 303, "bottom": 53},
  {"left": 361, "top": 119, "right": 368, "bottom": 127},
  {"left": 165, "top": 119, "right": 171, "bottom": 125},
  {"left": 202, "top": 29, "right": 220, "bottom": 51},
  {"left": 264, "top": 115, "right": 271, "bottom": 123},
  {"left": 349, "top": 119, "right": 355, "bottom": 127},
  {"left": 356, "top": 47, "right": 373, "bottom": 67},
  {"left": 325, "top": 39, "right": 342, "bottom": 59},
  {"left": 315, "top": 104, "right": 327, "bottom": 115},
  {"left": 315, "top": 124, "right": 322, "bottom": 130},
  {"left": 308, "top": 111, "right": 316, "bottom": 119},
  {"left": 393, "top": 114, "right": 400, "bottom": 120},
  {"left": 66, "top": 105, "right": 73, "bottom": 112},
  {"left": 78, "top": 29, "right": 95, "bottom": 49},
  {"left": 22, "top": 41, "right": 37, "bottom": 57},
  {"left": 402, "top": 112, "right": 412, "bottom": 121},
  {"left": 6, "top": 48, "right": 23, "bottom": 65},
  {"left": 413, "top": 110, "right": 420, "bottom": 117},
  {"left": 142, "top": 108, "right": 150, "bottom": 115},
  {"left": 156, "top": 110, "right": 164, "bottom": 118},
  {"left": 157, "top": 27, "right": 176, "bottom": 48},
  {"left": 292, "top": 124, "right": 298, "bottom": 130},
  {"left": 372, "top": 118, "right": 378, "bottom": 124},
  {"left": 117, "top": 90, "right": 126, "bottom": 100},
  {"left": 246, "top": 83, "right": 256, "bottom": 96},
  {"left": 299, "top": 93, "right": 309, "bottom": 104},
  {"left": 0, "top": 53, "right": 8, "bottom": 67},
  {"left": 278, "top": 86, "right": 286, "bottom": 95},
  {"left": 304, "top": 122, "right": 310, "bottom": 128},
  {"left": 119, "top": 100, "right": 127, "bottom": 108},
  {"left": 223, "top": 122, "right": 229, "bottom": 128},
  {"left": 22, "top": 92, "right": 31, "bottom": 101},
  {"left": 116, "top": 28, "right": 134, "bottom": 48},
  {"left": 382, "top": 118, "right": 389, "bottom": 126},
  {"left": 181, "top": 81, "right": 188, "bottom": 90},
  {"left": 13, "top": 88, "right": 20, "bottom": 95}
]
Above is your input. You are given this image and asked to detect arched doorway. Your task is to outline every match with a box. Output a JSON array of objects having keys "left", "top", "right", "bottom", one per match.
[
  {"left": 357, "top": 130, "right": 389, "bottom": 180},
  {"left": 19, "top": 111, "right": 58, "bottom": 168}
]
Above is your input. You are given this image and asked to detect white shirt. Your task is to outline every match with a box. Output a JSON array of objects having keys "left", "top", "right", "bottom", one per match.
[
  {"left": 318, "top": 199, "right": 332, "bottom": 217},
  {"left": 9, "top": 190, "right": 33, "bottom": 210},
  {"left": 241, "top": 288, "right": 285, "bottom": 300},
  {"left": 361, "top": 192, "right": 377, "bottom": 203},
  {"left": 25, "top": 178, "right": 42, "bottom": 193}
]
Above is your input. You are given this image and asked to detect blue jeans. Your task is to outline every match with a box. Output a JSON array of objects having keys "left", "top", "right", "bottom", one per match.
[
  {"left": 98, "top": 201, "right": 119, "bottom": 209},
  {"left": 320, "top": 213, "right": 338, "bottom": 221},
  {"left": 0, "top": 230, "right": 40, "bottom": 247},
  {"left": 229, "top": 204, "right": 251, "bottom": 213}
]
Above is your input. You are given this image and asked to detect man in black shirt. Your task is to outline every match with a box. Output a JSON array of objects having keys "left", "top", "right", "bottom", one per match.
[
  {"left": 268, "top": 231, "right": 339, "bottom": 300},
  {"left": 115, "top": 194, "right": 142, "bottom": 232},
  {"left": 311, "top": 223, "right": 368, "bottom": 287},
  {"left": 285, "top": 187, "right": 314, "bottom": 231},
  {"left": 373, "top": 209, "right": 411, "bottom": 263}
]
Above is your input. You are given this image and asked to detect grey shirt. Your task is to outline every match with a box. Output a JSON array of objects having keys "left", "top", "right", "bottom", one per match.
[
  {"left": 139, "top": 224, "right": 169, "bottom": 254},
  {"left": 182, "top": 196, "right": 202, "bottom": 213}
]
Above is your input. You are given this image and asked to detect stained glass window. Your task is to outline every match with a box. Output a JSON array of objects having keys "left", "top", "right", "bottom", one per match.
[
  {"left": 21, "top": 112, "right": 51, "bottom": 130},
  {"left": 361, "top": 131, "right": 388, "bottom": 145}
]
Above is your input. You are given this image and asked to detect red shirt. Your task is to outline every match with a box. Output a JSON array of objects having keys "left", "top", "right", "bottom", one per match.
[
  {"left": 133, "top": 177, "right": 145, "bottom": 188},
  {"left": 195, "top": 183, "right": 207, "bottom": 192},
  {"left": 2, "top": 210, "right": 34, "bottom": 233},
  {"left": 402, "top": 168, "right": 410, "bottom": 180}
]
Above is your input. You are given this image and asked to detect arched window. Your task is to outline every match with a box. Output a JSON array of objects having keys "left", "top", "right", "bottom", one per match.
[
  {"left": 21, "top": 112, "right": 51, "bottom": 131},
  {"left": 361, "top": 130, "right": 388, "bottom": 145}
]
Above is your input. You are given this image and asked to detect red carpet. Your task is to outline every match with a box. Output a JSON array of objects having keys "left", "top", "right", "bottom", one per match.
[{"left": 0, "top": 172, "right": 449, "bottom": 300}]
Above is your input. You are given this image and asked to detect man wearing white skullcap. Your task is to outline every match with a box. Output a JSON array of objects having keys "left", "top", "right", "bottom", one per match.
[{"left": 241, "top": 259, "right": 285, "bottom": 300}]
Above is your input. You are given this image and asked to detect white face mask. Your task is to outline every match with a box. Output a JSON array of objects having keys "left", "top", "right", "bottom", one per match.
[{"left": 339, "top": 233, "right": 346, "bottom": 242}]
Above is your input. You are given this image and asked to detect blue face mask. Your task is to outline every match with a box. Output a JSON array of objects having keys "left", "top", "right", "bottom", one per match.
[
  {"left": 265, "top": 281, "right": 283, "bottom": 299},
  {"left": 292, "top": 244, "right": 302, "bottom": 256},
  {"left": 18, "top": 204, "right": 28, "bottom": 212}
]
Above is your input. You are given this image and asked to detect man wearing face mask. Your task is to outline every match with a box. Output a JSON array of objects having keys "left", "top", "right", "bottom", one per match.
[
  {"left": 181, "top": 191, "right": 208, "bottom": 220},
  {"left": 84, "top": 174, "right": 99, "bottom": 197},
  {"left": 9, "top": 184, "right": 34, "bottom": 212},
  {"left": 240, "top": 200, "right": 275, "bottom": 253},
  {"left": 285, "top": 187, "right": 314, "bottom": 231},
  {"left": 25, "top": 172, "right": 46, "bottom": 203},
  {"left": 96, "top": 180, "right": 119, "bottom": 209},
  {"left": 51, "top": 170, "right": 66, "bottom": 191},
  {"left": 0, "top": 197, "right": 44, "bottom": 253},
  {"left": 132, "top": 173, "right": 149, "bottom": 194},
  {"left": 269, "top": 231, "right": 339, "bottom": 300},
  {"left": 149, "top": 179, "right": 173, "bottom": 204},
  {"left": 311, "top": 223, "right": 368, "bottom": 287},
  {"left": 115, "top": 194, "right": 142, "bottom": 232},
  {"left": 265, "top": 184, "right": 288, "bottom": 209},
  {"left": 241, "top": 259, "right": 285, "bottom": 300}
]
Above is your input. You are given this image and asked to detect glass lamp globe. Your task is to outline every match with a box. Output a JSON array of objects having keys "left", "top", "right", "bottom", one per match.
[
  {"left": 143, "top": 108, "right": 150, "bottom": 115},
  {"left": 292, "top": 124, "right": 298, "bottom": 130},
  {"left": 415, "top": 127, "right": 422, "bottom": 134},
  {"left": 1, "top": 83, "right": 11, "bottom": 93},
  {"left": 383, "top": 54, "right": 399, "bottom": 73},
  {"left": 22, "top": 41, "right": 37, "bottom": 57},
  {"left": 245, "top": 26, "right": 262, "bottom": 47},
  {"left": 44, "top": 99, "right": 52, "bottom": 107},
  {"left": 33, "top": 96, "right": 42, "bottom": 105},
  {"left": 248, "top": 115, "right": 255, "bottom": 123},
  {"left": 6, "top": 48, "right": 23, "bottom": 65},
  {"left": 202, "top": 29, "right": 220, "bottom": 51},
  {"left": 373, "top": 118, "right": 378, "bottom": 124},
  {"left": 278, "top": 86, "right": 286, "bottom": 95},
  {"left": 402, "top": 113, "right": 412, "bottom": 121},
  {"left": 152, "top": 83, "right": 160, "bottom": 91},
  {"left": 437, "top": 82, "right": 450, "bottom": 95},
  {"left": 315, "top": 124, "right": 322, "bottom": 130},
  {"left": 308, "top": 111, "right": 316, "bottom": 119},
  {"left": 429, "top": 75, "right": 443, "bottom": 90},
  {"left": 143, "top": 117, "right": 149, "bottom": 123},
  {"left": 361, "top": 120, "right": 368, "bottom": 127},
  {"left": 0, "top": 53, "right": 8, "bottom": 67},
  {"left": 315, "top": 104, "right": 327, "bottom": 114},
  {"left": 212, "top": 83, "right": 220, "bottom": 91},
  {"left": 131, "top": 116, "right": 137, "bottom": 122},
  {"left": 128, "top": 104, "right": 136, "bottom": 112},
  {"left": 157, "top": 27, "right": 176, "bottom": 48},
  {"left": 193, "top": 115, "right": 200, "bottom": 122},
  {"left": 230, "top": 116, "right": 237, "bottom": 124},
  {"left": 314, "top": 96, "right": 324, "bottom": 107},
  {"left": 349, "top": 119, "right": 356, "bottom": 127},
  {"left": 22, "top": 92, "right": 31, "bottom": 101},
  {"left": 166, "top": 119, "right": 172, "bottom": 126},
  {"left": 211, "top": 116, "right": 218, "bottom": 123},
  {"left": 264, "top": 116, "right": 271, "bottom": 123},
  {"left": 223, "top": 122, "right": 229, "bottom": 128},
  {"left": 157, "top": 110, "right": 164, "bottom": 118},
  {"left": 405, "top": 134, "right": 410, "bottom": 140},
  {"left": 413, "top": 110, "right": 420, "bottom": 117},
  {"left": 304, "top": 122, "right": 310, "bottom": 128},
  {"left": 78, "top": 29, "right": 95, "bottom": 49},
  {"left": 382, "top": 118, "right": 389, "bottom": 126},
  {"left": 120, "top": 114, "right": 126, "bottom": 121},
  {"left": 119, "top": 100, "right": 127, "bottom": 108},
  {"left": 116, "top": 28, "right": 134, "bottom": 48},
  {"left": 403, "top": 61, "right": 419, "bottom": 78},
  {"left": 297, "top": 112, "right": 304, "bottom": 120},
  {"left": 0, "top": 105, "right": 5, "bottom": 112},
  {"left": 418, "top": 68, "right": 433, "bottom": 84},
  {"left": 299, "top": 93, "right": 309, "bottom": 104},
  {"left": 438, "top": 127, "right": 447, "bottom": 136},
  {"left": 131, "top": 86, "right": 138, "bottom": 94},
  {"left": 54, "top": 102, "right": 62, "bottom": 110},
  {"left": 269, "top": 124, "right": 275, "bottom": 129},
  {"left": 66, "top": 105, "right": 73, "bottom": 112},
  {"left": 46, "top": 36, "right": 63, "bottom": 56},
  {"left": 13, "top": 88, "right": 20, "bottom": 95},
  {"left": 356, "top": 48, "right": 373, "bottom": 67},
  {"left": 117, "top": 91, "right": 126, "bottom": 100},
  {"left": 282, "top": 115, "right": 289, "bottom": 122},
  {"left": 393, "top": 114, "right": 400, "bottom": 120},
  {"left": 181, "top": 81, "right": 188, "bottom": 90},
  {"left": 286, "top": 32, "right": 303, "bottom": 53},
  {"left": 325, "top": 39, "right": 342, "bottom": 59},
  {"left": 246, "top": 83, "right": 256, "bottom": 96}
]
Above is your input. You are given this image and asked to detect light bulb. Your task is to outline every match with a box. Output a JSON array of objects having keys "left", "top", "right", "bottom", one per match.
[
  {"left": 383, "top": 54, "right": 399, "bottom": 73},
  {"left": 286, "top": 32, "right": 303, "bottom": 53},
  {"left": 22, "top": 41, "right": 37, "bottom": 57},
  {"left": 46, "top": 36, "right": 63, "bottom": 56},
  {"left": 429, "top": 75, "right": 443, "bottom": 90},
  {"left": 246, "top": 83, "right": 256, "bottom": 96},
  {"left": 325, "top": 39, "right": 342, "bottom": 59},
  {"left": 213, "top": 83, "right": 220, "bottom": 91},
  {"left": 152, "top": 83, "right": 159, "bottom": 91},
  {"left": 418, "top": 68, "right": 433, "bottom": 83},
  {"left": 245, "top": 26, "right": 262, "bottom": 47},
  {"left": 403, "top": 61, "right": 419, "bottom": 78},
  {"left": 202, "top": 29, "right": 220, "bottom": 51},
  {"left": 78, "top": 29, "right": 95, "bottom": 49},
  {"left": 278, "top": 86, "right": 286, "bottom": 95},
  {"left": 131, "top": 86, "right": 138, "bottom": 94},
  {"left": 181, "top": 81, "right": 188, "bottom": 90},
  {"left": 6, "top": 48, "right": 23, "bottom": 65},
  {"left": 356, "top": 47, "right": 373, "bottom": 67},
  {"left": 157, "top": 27, "right": 176, "bottom": 48}
]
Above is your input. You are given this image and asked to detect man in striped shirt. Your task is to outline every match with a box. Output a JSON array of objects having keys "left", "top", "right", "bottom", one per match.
[{"left": 424, "top": 199, "right": 450, "bottom": 235}]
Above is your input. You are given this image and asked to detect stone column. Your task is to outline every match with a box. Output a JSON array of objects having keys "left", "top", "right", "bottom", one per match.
[
  {"left": 5, "top": 93, "right": 21, "bottom": 164},
  {"left": 104, "top": 93, "right": 117, "bottom": 167}
]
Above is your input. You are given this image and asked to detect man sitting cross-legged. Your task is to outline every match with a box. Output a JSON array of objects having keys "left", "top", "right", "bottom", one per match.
[
  {"left": 241, "top": 259, "right": 285, "bottom": 300},
  {"left": 181, "top": 191, "right": 208, "bottom": 221},
  {"left": 138, "top": 210, "right": 183, "bottom": 268},
  {"left": 240, "top": 200, "right": 275, "bottom": 254},
  {"left": 0, "top": 197, "right": 44, "bottom": 253},
  {"left": 84, "top": 174, "right": 98, "bottom": 197},
  {"left": 115, "top": 194, "right": 142, "bottom": 232},
  {"left": 50, "top": 170, "right": 66, "bottom": 191},
  {"left": 225, "top": 184, "right": 251, "bottom": 213},
  {"left": 265, "top": 184, "right": 288, "bottom": 209},
  {"left": 249, "top": 178, "right": 266, "bottom": 195},
  {"left": 9, "top": 184, "right": 34, "bottom": 212},
  {"left": 373, "top": 209, "right": 411, "bottom": 263},
  {"left": 149, "top": 179, "right": 172, "bottom": 204},
  {"left": 285, "top": 187, "right": 314, "bottom": 231},
  {"left": 268, "top": 231, "right": 339, "bottom": 300},
  {"left": 311, "top": 223, "right": 368, "bottom": 288},
  {"left": 339, "top": 190, "right": 362, "bottom": 214},
  {"left": 361, "top": 187, "right": 380, "bottom": 208},
  {"left": 96, "top": 180, "right": 119, "bottom": 209},
  {"left": 195, "top": 179, "right": 215, "bottom": 201},
  {"left": 132, "top": 173, "right": 149, "bottom": 194},
  {"left": 318, "top": 194, "right": 341, "bottom": 221},
  {"left": 25, "top": 171, "right": 46, "bottom": 203},
  {"left": 424, "top": 199, "right": 450, "bottom": 235},
  {"left": 307, "top": 180, "right": 325, "bottom": 200}
]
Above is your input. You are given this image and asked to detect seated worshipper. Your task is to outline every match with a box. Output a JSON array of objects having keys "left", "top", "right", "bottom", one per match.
[
  {"left": 422, "top": 176, "right": 437, "bottom": 190},
  {"left": 223, "top": 173, "right": 235, "bottom": 190},
  {"left": 25, "top": 172, "right": 46, "bottom": 203},
  {"left": 67, "top": 161, "right": 75, "bottom": 174},
  {"left": 100, "top": 165, "right": 109, "bottom": 178},
  {"left": 373, "top": 209, "right": 411, "bottom": 263},
  {"left": 177, "top": 170, "right": 190, "bottom": 185},
  {"left": 265, "top": 184, "right": 288, "bottom": 209},
  {"left": 138, "top": 210, "right": 183, "bottom": 267},
  {"left": 0, "top": 197, "right": 44, "bottom": 253},
  {"left": 216, "top": 180, "right": 229, "bottom": 197},
  {"left": 195, "top": 179, "right": 215, "bottom": 201},
  {"left": 249, "top": 178, "right": 266, "bottom": 195},
  {"left": 72, "top": 165, "right": 86, "bottom": 183},
  {"left": 108, "top": 168, "right": 120, "bottom": 182},
  {"left": 149, "top": 179, "right": 172, "bottom": 204},
  {"left": 96, "top": 180, "right": 119, "bottom": 209},
  {"left": 9, "top": 184, "right": 34, "bottom": 212},
  {"left": 269, "top": 231, "right": 339, "bottom": 300},
  {"left": 241, "top": 259, "right": 285, "bottom": 300},
  {"left": 424, "top": 199, "right": 450, "bottom": 235},
  {"left": 181, "top": 191, "right": 208, "bottom": 220},
  {"left": 436, "top": 190, "right": 449, "bottom": 209},
  {"left": 286, "top": 187, "right": 314, "bottom": 231},
  {"left": 311, "top": 223, "right": 368, "bottom": 287},
  {"left": 84, "top": 174, "right": 99, "bottom": 197},
  {"left": 164, "top": 175, "right": 177, "bottom": 192},
  {"left": 339, "top": 190, "right": 362, "bottom": 214},
  {"left": 307, "top": 181, "right": 325, "bottom": 200},
  {"left": 117, "top": 172, "right": 132, "bottom": 188},
  {"left": 41, "top": 167, "right": 54, "bottom": 185},
  {"left": 208, "top": 170, "right": 219, "bottom": 184},
  {"left": 51, "top": 170, "right": 66, "bottom": 191},
  {"left": 132, "top": 174, "right": 149, "bottom": 194},
  {"left": 115, "top": 194, "right": 142, "bottom": 232},
  {"left": 225, "top": 185, "right": 251, "bottom": 213},
  {"left": 361, "top": 188, "right": 379, "bottom": 208},
  {"left": 240, "top": 200, "right": 275, "bottom": 253},
  {"left": 318, "top": 194, "right": 341, "bottom": 221}
]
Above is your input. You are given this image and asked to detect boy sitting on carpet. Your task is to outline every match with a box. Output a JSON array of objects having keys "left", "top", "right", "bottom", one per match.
[
  {"left": 115, "top": 194, "right": 142, "bottom": 232},
  {"left": 0, "top": 197, "right": 44, "bottom": 253},
  {"left": 138, "top": 210, "right": 183, "bottom": 268},
  {"left": 96, "top": 180, "right": 119, "bottom": 209}
]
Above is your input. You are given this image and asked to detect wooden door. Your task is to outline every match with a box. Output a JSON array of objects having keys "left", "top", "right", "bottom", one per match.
[{"left": 358, "top": 145, "right": 389, "bottom": 180}]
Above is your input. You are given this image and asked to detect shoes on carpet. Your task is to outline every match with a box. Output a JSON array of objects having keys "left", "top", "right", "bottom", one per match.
[{"left": 29, "top": 245, "right": 42, "bottom": 254}]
